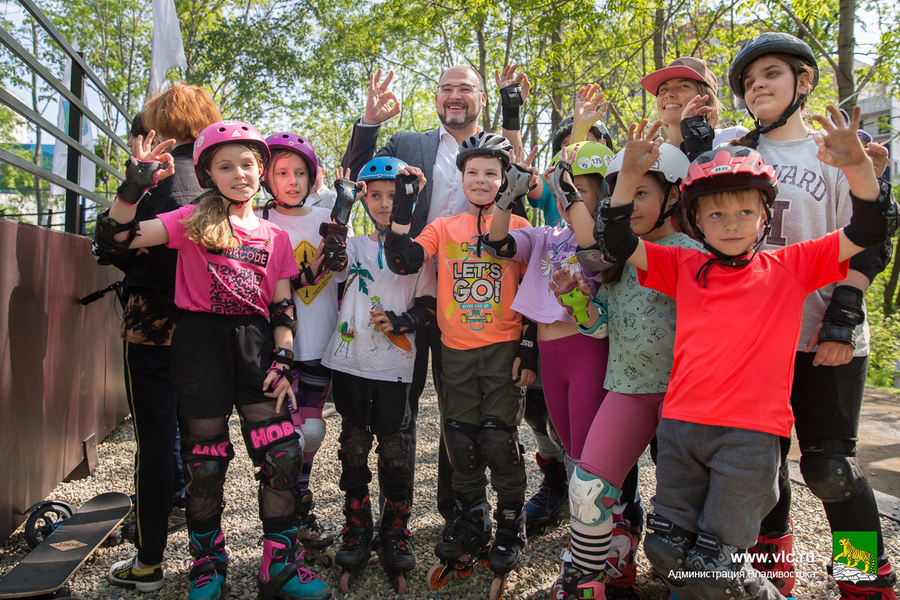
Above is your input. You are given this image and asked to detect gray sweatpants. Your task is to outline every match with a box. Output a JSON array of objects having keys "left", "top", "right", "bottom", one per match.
[{"left": 651, "top": 418, "right": 781, "bottom": 549}]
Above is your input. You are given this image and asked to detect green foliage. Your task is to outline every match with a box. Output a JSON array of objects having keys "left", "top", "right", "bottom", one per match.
[{"left": 866, "top": 250, "right": 900, "bottom": 387}]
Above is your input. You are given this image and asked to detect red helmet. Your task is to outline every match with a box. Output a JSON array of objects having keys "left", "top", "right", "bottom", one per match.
[
  {"left": 193, "top": 121, "right": 270, "bottom": 188},
  {"left": 680, "top": 146, "right": 778, "bottom": 213}
]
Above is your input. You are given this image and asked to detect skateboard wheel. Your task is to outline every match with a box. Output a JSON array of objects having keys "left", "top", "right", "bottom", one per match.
[
  {"left": 25, "top": 503, "right": 73, "bottom": 549},
  {"left": 105, "top": 530, "right": 123, "bottom": 547},
  {"left": 426, "top": 564, "right": 447, "bottom": 590}
]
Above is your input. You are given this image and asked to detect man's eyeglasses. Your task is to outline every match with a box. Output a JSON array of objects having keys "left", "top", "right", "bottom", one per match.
[{"left": 437, "top": 84, "right": 481, "bottom": 96}]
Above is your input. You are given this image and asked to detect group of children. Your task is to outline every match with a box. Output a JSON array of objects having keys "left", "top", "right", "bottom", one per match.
[{"left": 92, "top": 31, "right": 897, "bottom": 600}]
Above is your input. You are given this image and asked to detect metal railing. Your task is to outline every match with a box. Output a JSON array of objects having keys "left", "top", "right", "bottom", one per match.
[{"left": 0, "top": 0, "right": 131, "bottom": 233}]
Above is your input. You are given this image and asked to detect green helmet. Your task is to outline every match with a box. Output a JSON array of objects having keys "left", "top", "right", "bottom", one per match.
[{"left": 550, "top": 141, "right": 615, "bottom": 177}]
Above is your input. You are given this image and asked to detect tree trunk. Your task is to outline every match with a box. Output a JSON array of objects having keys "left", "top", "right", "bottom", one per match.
[
  {"left": 476, "top": 18, "right": 489, "bottom": 133},
  {"left": 550, "top": 18, "right": 564, "bottom": 135},
  {"left": 653, "top": 5, "right": 666, "bottom": 70},
  {"left": 837, "top": 0, "right": 856, "bottom": 108}
]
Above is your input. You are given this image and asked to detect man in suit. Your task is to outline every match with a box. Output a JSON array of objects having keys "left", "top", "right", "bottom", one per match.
[{"left": 342, "top": 64, "right": 520, "bottom": 526}]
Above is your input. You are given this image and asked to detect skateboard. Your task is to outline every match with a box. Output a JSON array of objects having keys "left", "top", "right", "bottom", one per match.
[{"left": 0, "top": 492, "right": 132, "bottom": 599}]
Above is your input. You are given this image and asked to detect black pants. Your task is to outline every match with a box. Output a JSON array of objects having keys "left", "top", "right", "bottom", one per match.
[
  {"left": 378, "top": 320, "right": 456, "bottom": 520},
  {"left": 124, "top": 341, "right": 179, "bottom": 566},
  {"left": 762, "top": 352, "right": 885, "bottom": 555}
]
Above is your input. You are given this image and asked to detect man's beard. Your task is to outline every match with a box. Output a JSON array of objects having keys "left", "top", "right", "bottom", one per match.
[{"left": 439, "top": 103, "right": 480, "bottom": 130}]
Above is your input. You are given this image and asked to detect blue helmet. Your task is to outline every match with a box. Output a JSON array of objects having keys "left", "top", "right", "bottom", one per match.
[{"left": 357, "top": 157, "right": 409, "bottom": 182}]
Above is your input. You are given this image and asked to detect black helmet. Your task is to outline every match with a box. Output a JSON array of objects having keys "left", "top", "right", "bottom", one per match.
[
  {"left": 456, "top": 132, "right": 512, "bottom": 171},
  {"left": 551, "top": 117, "right": 614, "bottom": 155},
  {"left": 728, "top": 32, "right": 818, "bottom": 102}
]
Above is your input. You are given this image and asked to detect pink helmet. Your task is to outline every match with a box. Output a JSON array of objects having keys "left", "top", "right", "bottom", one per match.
[
  {"left": 193, "top": 121, "right": 270, "bottom": 188},
  {"left": 263, "top": 132, "right": 319, "bottom": 201}
]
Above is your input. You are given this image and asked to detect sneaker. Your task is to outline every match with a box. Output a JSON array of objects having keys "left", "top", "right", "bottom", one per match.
[{"left": 108, "top": 554, "right": 164, "bottom": 592}]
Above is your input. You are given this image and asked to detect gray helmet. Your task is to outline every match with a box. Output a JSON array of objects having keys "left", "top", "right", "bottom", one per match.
[
  {"left": 456, "top": 131, "right": 512, "bottom": 171},
  {"left": 552, "top": 117, "right": 614, "bottom": 155},
  {"left": 728, "top": 32, "right": 818, "bottom": 101}
]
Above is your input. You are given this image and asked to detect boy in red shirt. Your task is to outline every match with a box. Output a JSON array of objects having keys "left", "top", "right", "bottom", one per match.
[{"left": 592, "top": 108, "right": 896, "bottom": 600}]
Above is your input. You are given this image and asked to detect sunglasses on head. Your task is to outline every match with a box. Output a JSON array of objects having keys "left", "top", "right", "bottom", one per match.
[{"left": 829, "top": 108, "right": 874, "bottom": 144}]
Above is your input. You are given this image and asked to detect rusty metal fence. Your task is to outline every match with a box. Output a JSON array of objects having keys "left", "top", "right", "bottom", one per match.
[{"left": 0, "top": 0, "right": 130, "bottom": 542}]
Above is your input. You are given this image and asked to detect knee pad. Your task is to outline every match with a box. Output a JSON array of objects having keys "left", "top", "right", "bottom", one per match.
[
  {"left": 686, "top": 533, "right": 782, "bottom": 600},
  {"left": 444, "top": 419, "right": 484, "bottom": 473},
  {"left": 799, "top": 441, "right": 869, "bottom": 502},
  {"left": 182, "top": 435, "right": 234, "bottom": 498},
  {"left": 644, "top": 514, "right": 697, "bottom": 575},
  {"left": 338, "top": 424, "right": 374, "bottom": 469},
  {"left": 377, "top": 431, "right": 411, "bottom": 472},
  {"left": 241, "top": 417, "right": 303, "bottom": 490},
  {"left": 568, "top": 466, "right": 622, "bottom": 526},
  {"left": 523, "top": 389, "right": 549, "bottom": 435},
  {"left": 298, "top": 418, "right": 326, "bottom": 457},
  {"left": 476, "top": 419, "right": 523, "bottom": 476}
]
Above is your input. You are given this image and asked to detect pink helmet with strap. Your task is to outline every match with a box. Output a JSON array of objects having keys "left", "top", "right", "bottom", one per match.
[
  {"left": 193, "top": 121, "right": 270, "bottom": 188},
  {"left": 263, "top": 132, "right": 319, "bottom": 203}
]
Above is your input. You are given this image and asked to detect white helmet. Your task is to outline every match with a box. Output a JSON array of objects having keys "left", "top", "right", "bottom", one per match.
[{"left": 604, "top": 142, "right": 690, "bottom": 189}]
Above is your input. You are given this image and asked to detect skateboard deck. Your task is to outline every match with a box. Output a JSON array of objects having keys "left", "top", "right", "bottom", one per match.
[{"left": 0, "top": 492, "right": 131, "bottom": 599}]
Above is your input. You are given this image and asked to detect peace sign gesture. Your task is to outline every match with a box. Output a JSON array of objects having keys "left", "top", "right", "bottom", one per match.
[{"left": 362, "top": 69, "right": 402, "bottom": 126}]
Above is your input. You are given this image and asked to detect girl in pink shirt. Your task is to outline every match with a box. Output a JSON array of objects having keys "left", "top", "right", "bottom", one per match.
[{"left": 93, "top": 121, "right": 329, "bottom": 600}]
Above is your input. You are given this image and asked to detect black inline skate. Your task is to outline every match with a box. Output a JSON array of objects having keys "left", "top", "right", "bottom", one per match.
[
  {"left": 487, "top": 503, "right": 526, "bottom": 600},
  {"left": 426, "top": 497, "right": 491, "bottom": 591},
  {"left": 335, "top": 495, "right": 372, "bottom": 593},
  {"left": 375, "top": 498, "right": 415, "bottom": 594}
]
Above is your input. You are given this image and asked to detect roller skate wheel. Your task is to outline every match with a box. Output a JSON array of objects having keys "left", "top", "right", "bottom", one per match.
[
  {"left": 339, "top": 571, "right": 353, "bottom": 594},
  {"left": 458, "top": 565, "right": 474, "bottom": 580},
  {"left": 489, "top": 575, "right": 508, "bottom": 600},
  {"left": 426, "top": 564, "right": 447, "bottom": 590},
  {"left": 317, "top": 550, "right": 335, "bottom": 568},
  {"left": 394, "top": 574, "right": 407, "bottom": 595}
]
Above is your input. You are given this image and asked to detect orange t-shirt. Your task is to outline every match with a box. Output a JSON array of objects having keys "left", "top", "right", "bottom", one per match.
[{"left": 415, "top": 212, "right": 530, "bottom": 350}]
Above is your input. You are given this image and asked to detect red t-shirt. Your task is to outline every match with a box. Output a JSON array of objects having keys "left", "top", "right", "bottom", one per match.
[
  {"left": 159, "top": 205, "right": 298, "bottom": 317},
  {"left": 638, "top": 231, "right": 848, "bottom": 437}
]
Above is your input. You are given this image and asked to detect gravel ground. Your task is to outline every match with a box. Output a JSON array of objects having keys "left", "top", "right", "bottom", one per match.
[{"left": 2, "top": 376, "right": 899, "bottom": 599}]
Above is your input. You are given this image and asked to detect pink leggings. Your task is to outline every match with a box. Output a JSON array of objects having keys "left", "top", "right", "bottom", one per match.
[
  {"left": 579, "top": 391, "right": 664, "bottom": 488},
  {"left": 538, "top": 334, "right": 609, "bottom": 460}
]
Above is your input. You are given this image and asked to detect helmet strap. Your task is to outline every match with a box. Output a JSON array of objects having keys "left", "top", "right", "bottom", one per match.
[
  {"left": 361, "top": 200, "right": 389, "bottom": 269},
  {"left": 470, "top": 200, "right": 493, "bottom": 257},
  {"left": 649, "top": 183, "right": 679, "bottom": 233},
  {"left": 694, "top": 204, "right": 772, "bottom": 286},
  {"left": 746, "top": 72, "right": 810, "bottom": 144}
]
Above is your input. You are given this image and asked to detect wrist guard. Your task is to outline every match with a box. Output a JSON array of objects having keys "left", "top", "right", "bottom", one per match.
[
  {"left": 319, "top": 222, "right": 349, "bottom": 271},
  {"left": 268, "top": 298, "right": 298, "bottom": 336},
  {"left": 578, "top": 297, "right": 609, "bottom": 339},
  {"left": 518, "top": 318, "right": 539, "bottom": 373},
  {"left": 273, "top": 347, "right": 294, "bottom": 367},
  {"left": 576, "top": 243, "right": 615, "bottom": 272},
  {"left": 599, "top": 201, "right": 639, "bottom": 262},
  {"left": 818, "top": 285, "right": 865, "bottom": 347},
  {"left": 383, "top": 306, "right": 435, "bottom": 334},
  {"left": 843, "top": 179, "right": 899, "bottom": 248},
  {"left": 555, "top": 280, "right": 592, "bottom": 325},
  {"left": 331, "top": 179, "right": 359, "bottom": 227},
  {"left": 547, "top": 160, "right": 583, "bottom": 212},
  {"left": 391, "top": 173, "right": 419, "bottom": 226},
  {"left": 291, "top": 262, "right": 325, "bottom": 290},
  {"left": 384, "top": 228, "right": 425, "bottom": 274},
  {"left": 500, "top": 83, "right": 523, "bottom": 131},
  {"left": 495, "top": 163, "right": 533, "bottom": 212},
  {"left": 116, "top": 156, "right": 164, "bottom": 205},
  {"left": 679, "top": 115, "right": 715, "bottom": 161},
  {"left": 480, "top": 233, "right": 517, "bottom": 259},
  {"left": 266, "top": 361, "right": 294, "bottom": 392},
  {"left": 94, "top": 210, "right": 139, "bottom": 255}
]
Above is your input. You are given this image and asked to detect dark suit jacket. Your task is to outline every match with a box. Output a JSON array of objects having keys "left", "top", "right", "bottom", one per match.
[{"left": 341, "top": 120, "right": 440, "bottom": 238}]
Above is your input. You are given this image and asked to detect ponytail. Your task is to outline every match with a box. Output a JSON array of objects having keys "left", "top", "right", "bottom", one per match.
[{"left": 181, "top": 190, "right": 241, "bottom": 251}]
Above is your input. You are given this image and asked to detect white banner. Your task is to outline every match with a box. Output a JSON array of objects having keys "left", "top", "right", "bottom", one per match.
[
  {"left": 148, "top": 0, "right": 187, "bottom": 96},
  {"left": 49, "top": 42, "right": 95, "bottom": 197}
]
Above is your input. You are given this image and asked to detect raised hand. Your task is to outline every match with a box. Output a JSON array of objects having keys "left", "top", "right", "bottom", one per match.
[
  {"left": 680, "top": 94, "right": 718, "bottom": 128},
  {"left": 495, "top": 63, "right": 531, "bottom": 101},
  {"left": 620, "top": 119, "right": 664, "bottom": 177},
  {"left": 811, "top": 105, "right": 872, "bottom": 170},
  {"left": 363, "top": 69, "right": 402, "bottom": 126},
  {"left": 572, "top": 84, "right": 610, "bottom": 144},
  {"left": 133, "top": 130, "right": 176, "bottom": 181}
]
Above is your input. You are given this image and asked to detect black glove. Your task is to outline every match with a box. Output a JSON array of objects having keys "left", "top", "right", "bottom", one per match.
[
  {"left": 817, "top": 285, "right": 865, "bottom": 347},
  {"left": 391, "top": 173, "right": 420, "bottom": 226},
  {"left": 319, "top": 222, "right": 349, "bottom": 272}
]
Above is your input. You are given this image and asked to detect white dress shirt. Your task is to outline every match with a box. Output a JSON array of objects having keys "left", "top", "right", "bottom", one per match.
[{"left": 426, "top": 126, "right": 470, "bottom": 224}]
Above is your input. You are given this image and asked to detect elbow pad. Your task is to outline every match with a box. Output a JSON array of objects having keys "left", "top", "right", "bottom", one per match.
[
  {"left": 679, "top": 116, "right": 715, "bottom": 161},
  {"left": 480, "top": 233, "right": 517, "bottom": 259},
  {"left": 848, "top": 239, "right": 893, "bottom": 283},
  {"left": 843, "top": 180, "right": 899, "bottom": 248},
  {"left": 599, "top": 201, "right": 640, "bottom": 262},
  {"left": 94, "top": 210, "right": 139, "bottom": 256},
  {"left": 384, "top": 228, "right": 425, "bottom": 274},
  {"left": 576, "top": 243, "right": 615, "bottom": 272}
]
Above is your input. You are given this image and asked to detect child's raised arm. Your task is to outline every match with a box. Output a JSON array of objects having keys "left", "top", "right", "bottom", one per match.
[
  {"left": 484, "top": 145, "right": 538, "bottom": 257},
  {"left": 95, "top": 132, "right": 175, "bottom": 255},
  {"left": 600, "top": 119, "right": 667, "bottom": 272},
  {"left": 810, "top": 106, "right": 897, "bottom": 262},
  {"left": 385, "top": 166, "right": 431, "bottom": 274}
]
